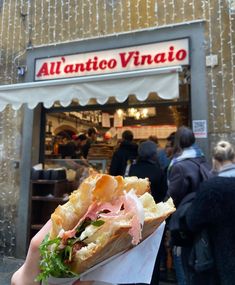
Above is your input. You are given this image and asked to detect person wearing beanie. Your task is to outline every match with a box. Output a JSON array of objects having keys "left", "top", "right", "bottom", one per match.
[{"left": 128, "top": 140, "right": 167, "bottom": 203}]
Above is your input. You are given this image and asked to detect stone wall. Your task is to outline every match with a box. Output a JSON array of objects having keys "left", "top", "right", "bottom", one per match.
[{"left": 0, "top": 0, "right": 234, "bottom": 256}]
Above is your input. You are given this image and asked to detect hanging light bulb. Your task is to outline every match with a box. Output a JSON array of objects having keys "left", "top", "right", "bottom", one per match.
[
  {"left": 142, "top": 108, "right": 148, "bottom": 118},
  {"left": 117, "top": 109, "right": 124, "bottom": 117}
]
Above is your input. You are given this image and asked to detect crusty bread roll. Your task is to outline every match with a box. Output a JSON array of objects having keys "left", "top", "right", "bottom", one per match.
[
  {"left": 70, "top": 192, "right": 175, "bottom": 274},
  {"left": 44, "top": 174, "right": 175, "bottom": 278},
  {"left": 50, "top": 174, "right": 150, "bottom": 239}
]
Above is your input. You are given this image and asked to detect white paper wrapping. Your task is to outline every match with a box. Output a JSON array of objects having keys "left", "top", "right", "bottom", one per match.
[{"left": 45, "top": 222, "right": 165, "bottom": 285}]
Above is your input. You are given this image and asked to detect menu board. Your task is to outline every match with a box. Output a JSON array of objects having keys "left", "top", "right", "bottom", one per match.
[{"left": 117, "top": 125, "right": 177, "bottom": 139}]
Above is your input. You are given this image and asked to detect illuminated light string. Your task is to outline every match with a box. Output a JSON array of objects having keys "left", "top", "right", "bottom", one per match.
[
  {"left": 146, "top": 0, "right": 150, "bottom": 27},
  {"left": 201, "top": 0, "right": 206, "bottom": 20},
  {"left": 74, "top": 0, "right": 78, "bottom": 36},
  {"left": 120, "top": 0, "right": 124, "bottom": 32},
  {"left": 95, "top": 0, "right": 99, "bottom": 33},
  {"left": 137, "top": 0, "right": 141, "bottom": 28},
  {"left": 0, "top": 1, "right": 6, "bottom": 65},
  {"left": 112, "top": 0, "right": 116, "bottom": 33},
  {"left": 207, "top": 0, "right": 218, "bottom": 131},
  {"left": 154, "top": 0, "right": 158, "bottom": 26},
  {"left": 228, "top": 0, "right": 235, "bottom": 115},
  {"left": 4, "top": 0, "right": 11, "bottom": 81},
  {"left": 163, "top": 0, "right": 167, "bottom": 25},
  {"left": 218, "top": 0, "right": 229, "bottom": 129},
  {"left": 171, "top": 0, "right": 175, "bottom": 23},
  {"left": 127, "top": 0, "right": 131, "bottom": 31},
  {"left": 68, "top": 0, "right": 72, "bottom": 39},
  {"left": 192, "top": 0, "right": 196, "bottom": 20},
  {"left": 104, "top": 0, "right": 108, "bottom": 35},
  {"left": 40, "top": 0, "right": 45, "bottom": 44},
  {"left": 10, "top": 0, "right": 18, "bottom": 83},
  {"left": 88, "top": 0, "right": 92, "bottom": 36}
]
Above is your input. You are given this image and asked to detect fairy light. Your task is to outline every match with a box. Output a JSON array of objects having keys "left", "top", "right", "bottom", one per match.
[
  {"left": 154, "top": 0, "right": 158, "bottom": 26},
  {"left": 189, "top": 0, "right": 196, "bottom": 20},
  {"left": 40, "top": 0, "right": 44, "bottom": 44},
  {"left": 53, "top": 0, "right": 58, "bottom": 42},
  {"left": 33, "top": 0, "right": 38, "bottom": 41},
  {"left": 120, "top": 0, "right": 124, "bottom": 31},
  {"left": 88, "top": 0, "right": 92, "bottom": 36},
  {"left": 136, "top": 0, "right": 141, "bottom": 28},
  {"left": 95, "top": 0, "right": 99, "bottom": 34},
  {"left": 104, "top": 0, "right": 108, "bottom": 34},
  {"left": 145, "top": 0, "right": 150, "bottom": 27},
  {"left": 162, "top": 0, "right": 167, "bottom": 25},
  {"left": 0, "top": 0, "right": 6, "bottom": 65},
  {"left": 112, "top": 0, "right": 115, "bottom": 33},
  {"left": 228, "top": 0, "right": 235, "bottom": 123},
  {"left": 207, "top": 0, "right": 218, "bottom": 131},
  {"left": 171, "top": 0, "right": 175, "bottom": 23},
  {"left": 10, "top": 0, "right": 18, "bottom": 83},
  {"left": 127, "top": 0, "right": 131, "bottom": 30},
  {"left": 218, "top": 0, "right": 229, "bottom": 129},
  {"left": 4, "top": 0, "right": 11, "bottom": 81}
]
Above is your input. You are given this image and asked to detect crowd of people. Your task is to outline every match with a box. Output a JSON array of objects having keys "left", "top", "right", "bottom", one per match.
[
  {"left": 57, "top": 127, "right": 99, "bottom": 159},
  {"left": 12, "top": 126, "right": 235, "bottom": 285}
]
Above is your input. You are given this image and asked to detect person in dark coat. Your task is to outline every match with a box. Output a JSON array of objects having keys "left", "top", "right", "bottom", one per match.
[
  {"left": 124, "top": 140, "right": 167, "bottom": 285},
  {"left": 129, "top": 140, "right": 167, "bottom": 203},
  {"left": 167, "top": 127, "right": 210, "bottom": 207},
  {"left": 185, "top": 140, "right": 235, "bottom": 285},
  {"left": 167, "top": 126, "right": 211, "bottom": 285},
  {"left": 82, "top": 127, "right": 98, "bottom": 158},
  {"left": 109, "top": 130, "right": 138, "bottom": 176},
  {"left": 186, "top": 177, "right": 235, "bottom": 285}
]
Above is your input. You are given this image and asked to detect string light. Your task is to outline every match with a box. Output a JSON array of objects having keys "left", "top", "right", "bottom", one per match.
[
  {"left": 207, "top": 0, "right": 218, "bottom": 131},
  {"left": 228, "top": 0, "right": 235, "bottom": 122}
]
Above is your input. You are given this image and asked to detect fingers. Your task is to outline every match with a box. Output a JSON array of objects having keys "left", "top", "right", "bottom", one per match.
[{"left": 11, "top": 220, "right": 52, "bottom": 285}]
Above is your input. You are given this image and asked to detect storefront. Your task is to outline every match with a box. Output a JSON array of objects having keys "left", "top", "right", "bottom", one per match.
[{"left": 0, "top": 20, "right": 208, "bottom": 256}]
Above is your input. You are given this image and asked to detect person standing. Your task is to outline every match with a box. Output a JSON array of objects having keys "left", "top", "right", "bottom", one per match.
[
  {"left": 167, "top": 126, "right": 211, "bottom": 285},
  {"left": 185, "top": 140, "right": 235, "bottom": 285},
  {"left": 73, "top": 133, "right": 88, "bottom": 158},
  {"left": 82, "top": 127, "right": 98, "bottom": 158},
  {"left": 129, "top": 140, "right": 167, "bottom": 203},
  {"left": 109, "top": 130, "right": 138, "bottom": 176},
  {"left": 127, "top": 140, "right": 167, "bottom": 285}
]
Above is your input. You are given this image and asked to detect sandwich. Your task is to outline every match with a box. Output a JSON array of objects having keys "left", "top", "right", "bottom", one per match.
[{"left": 36, "top": 174, "right": 175, "bottom": 282}]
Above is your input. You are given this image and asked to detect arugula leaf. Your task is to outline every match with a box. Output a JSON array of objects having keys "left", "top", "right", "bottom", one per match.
[
  {"left": 91, "top": 219, "right": 105, "bottom": 227},
  {"left": 35, "top": 234, "right": 79, "bottom": 283},
  {"left": 36, "top": 219, "right": 105, "bottom": 282}
]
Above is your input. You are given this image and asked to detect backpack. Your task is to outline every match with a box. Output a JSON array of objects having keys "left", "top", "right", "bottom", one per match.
[{"left": 169, "top": 159, "right": 213, "bottom": 247}]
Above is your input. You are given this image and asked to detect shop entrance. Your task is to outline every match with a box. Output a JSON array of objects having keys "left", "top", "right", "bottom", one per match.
[{"left": 40, "top": 68, "right": 191, "bottom": 174}]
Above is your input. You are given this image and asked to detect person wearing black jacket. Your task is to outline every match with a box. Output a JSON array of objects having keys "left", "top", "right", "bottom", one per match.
[
  {"left": 126, "top": 140, "right": 167, "bottom": 285},
  {"left": 109, "top": 130, "right": 138, "bottom": 176},
  {"left": 129, "top": 140, "right": 167, "bottom": 203}
]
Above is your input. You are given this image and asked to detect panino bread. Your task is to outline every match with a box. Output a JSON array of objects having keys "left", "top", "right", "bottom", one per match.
[{"left": 37, "top": 174, "right": 175, "bottom": 282}]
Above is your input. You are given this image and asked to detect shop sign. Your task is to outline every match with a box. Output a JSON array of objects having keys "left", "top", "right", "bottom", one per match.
[{"left": 35, "top": 38, "right": 189, "bottom": 81}]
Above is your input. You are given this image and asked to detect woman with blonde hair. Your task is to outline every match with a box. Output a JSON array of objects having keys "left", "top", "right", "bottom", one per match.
[
  {"left": 212, "top": 140, "right": 235, "bottom": 177},
  {"left": 185, "top": 140, "right": 235, "bottom": 285}
]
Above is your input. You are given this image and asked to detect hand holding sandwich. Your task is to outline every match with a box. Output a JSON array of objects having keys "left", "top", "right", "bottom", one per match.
[
  {"left": 11, "top": 220, "right": 93, "bottom": 285},
  {"left": 11, "top": 220, "right": 52, "bottom": 285}
]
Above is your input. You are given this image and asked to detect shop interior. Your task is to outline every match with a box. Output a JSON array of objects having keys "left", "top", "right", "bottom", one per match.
[{"left": 29, "top": 68, "right": 190, "bottom": 240}]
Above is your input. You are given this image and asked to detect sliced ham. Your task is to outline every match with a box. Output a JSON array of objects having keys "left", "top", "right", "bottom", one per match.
[{"left": 59, "top": 191, "right": 144, "bottom": 246}]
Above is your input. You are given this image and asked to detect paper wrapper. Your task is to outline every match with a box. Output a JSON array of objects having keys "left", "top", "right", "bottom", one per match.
[{"left": 44, "top": 222, "right": 165, "bottom": 285}]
